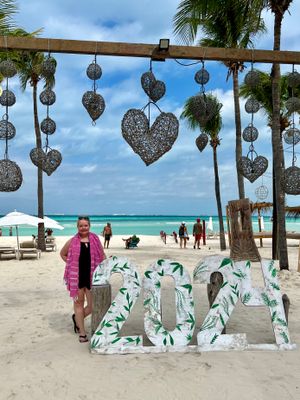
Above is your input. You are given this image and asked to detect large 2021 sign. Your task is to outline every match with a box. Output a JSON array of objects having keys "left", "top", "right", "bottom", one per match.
[{"left": 90, "top": 255, "right": 295, "bottom": 354}]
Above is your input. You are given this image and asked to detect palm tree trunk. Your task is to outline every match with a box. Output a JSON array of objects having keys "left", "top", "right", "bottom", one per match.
[
  {"left": 271, "top": 11, "right": 288, "bottom": 269},
  {"left": 232, "top": 69, "right": 245, "bottom": 199},
  {"left": 212, "top": 145, "right": 226, "bottom": 250},
  {"left": 33, "top": 83, "right": 45, "bottom": 251}
]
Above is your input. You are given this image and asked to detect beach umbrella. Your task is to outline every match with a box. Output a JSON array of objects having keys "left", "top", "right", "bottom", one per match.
[
  {"left": 43, "top": 216, "right": 64, "bottom": 230},
  {"left": 0, "top": 210, "right": 44, "bottom": 257},
  {"left": 207, "top": 216, "right": 213, "bottom": 232}
]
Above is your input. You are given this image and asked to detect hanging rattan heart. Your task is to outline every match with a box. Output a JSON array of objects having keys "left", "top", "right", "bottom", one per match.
[
  {"left": 195, "top": 133, "right": 208, "bottom": 152},
  {"left": 141, "top": 71, "right": 166, "bottom": 102},
  {"left": 0, "top": 159, "right": 23, "bottom": 192},
  {"left": 283, "top": 166, "right": 300, "bottom": 195},
  {"left": 239, "top": 155, "right": 268, "bottom": 183},
  {"left": 30, "top": 148, "right": 46, "bottom": 168},
  {"left": 121, "top": 109, "right": 179, "bottom": 165},
  {"left": 43, "top": 149, "right": 62, "bottom": 176},
  {"left": 82, "top": 91, "right": 105, "bottom": 122}
]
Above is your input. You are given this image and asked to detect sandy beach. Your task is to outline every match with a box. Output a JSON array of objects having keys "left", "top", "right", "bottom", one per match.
[{"left": 0, "top": 234, "right": 300, "bottom": 400}]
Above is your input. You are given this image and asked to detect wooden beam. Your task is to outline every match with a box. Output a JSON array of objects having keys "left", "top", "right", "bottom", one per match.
[{"left": 1, "top": 36, "right": 300, "bottom": 64}]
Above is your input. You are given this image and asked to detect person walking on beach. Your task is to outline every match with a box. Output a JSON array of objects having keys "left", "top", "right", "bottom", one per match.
[
  {"left": 60, "top": 216, "right": 106, "bottom": 343},
  {"left": 102, "top": 222, "right": 112, "bottom": 248},
  {"left": 178, "top": 222, "right": 189, "bottom": 249},
  {"left": 193, "top": 218, "right": 203, "bottom": 249}
]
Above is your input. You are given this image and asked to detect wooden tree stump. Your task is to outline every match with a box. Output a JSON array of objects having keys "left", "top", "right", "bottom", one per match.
[
  {"left": 228, "top": 198, "right": 261, "bottom": 262},
  {"left": 207, "top": 271, "right": 226, "bottom": 334},
  {"left": 91, "top": 284, "right": 112, "bottom": 335}
]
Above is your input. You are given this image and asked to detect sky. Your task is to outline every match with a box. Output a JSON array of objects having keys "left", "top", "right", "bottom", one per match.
[{"left": 0, "top": 0, "right": 300, "bottom": 216}]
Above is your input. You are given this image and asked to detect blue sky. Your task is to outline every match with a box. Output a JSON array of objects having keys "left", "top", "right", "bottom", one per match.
[{"left": 0, "top": 0, "right": 300, "bottom": 215}]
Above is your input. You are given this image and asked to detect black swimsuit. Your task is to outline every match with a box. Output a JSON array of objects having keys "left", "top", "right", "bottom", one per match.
[{"left": 78, "top": 242, "right": 91, "bottom": 289}]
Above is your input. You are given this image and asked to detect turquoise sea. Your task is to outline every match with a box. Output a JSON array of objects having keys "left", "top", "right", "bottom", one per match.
[{"left": 1, "top": 215, "right": 300, "bottom": 237}]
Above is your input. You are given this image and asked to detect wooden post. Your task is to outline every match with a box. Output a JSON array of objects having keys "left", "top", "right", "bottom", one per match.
[
  {"left": 202, "top": 220, "right": 206, "bottom": 246},
  {"left": 228, "top": 199, "right": 261, "bottom": 262},
  {"left": 207, "top": 272, "right": 226, "bottom": 334},
  {"left": 257, "top": 209, "right": 263, "bottom": 248},
  {"left": 282, "top": 294, "right": 290, "bottom": 325},
  {"left": 91, "top": 284, "right": 112, "bottom": 336}
]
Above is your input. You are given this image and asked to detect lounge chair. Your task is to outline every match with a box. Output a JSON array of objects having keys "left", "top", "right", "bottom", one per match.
[
  {"left": 18, "top": 240, "right": 41, "bottom": 260},
  {"left": 123, "top": 236, "right": 140, "bottom": 249},
  {"left": 45, "top": 236, "right": 57, "bottom": 251},
  {"left": 0, "top": 246, "right": 17, "bottom": 259}
]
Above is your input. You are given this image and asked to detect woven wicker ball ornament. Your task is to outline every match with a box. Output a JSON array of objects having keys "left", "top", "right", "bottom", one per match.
[
  {"left": 41, "top": 56, "right": 56, "bottom": 78},
  {"left": 86, "top": 62, "right": 102, "bottom": 80},
  {"left": 141, "top": 71, "right": 166, "bottom": 102},
  {"left": 195, "top": 133, "right": 208, "bottom": 152},
  {"left": 30, "top": 147, "right": 46, "bottom": 168},
  {"left": 243, "top": 124, "right": 259, "bottom": 142},
  {"left": 0, "top": 120, "right": 16, "bottom": 140},
  {"left": 0, "top": 159, "right": 23, "bottom": 191},
  {"left": 121, "top": 109, "right": 179, "bottom": 165},
  {"left": 82, "top": 91, "right": 105, "bottom": 122},
  {"left": 41, "top": 117, "right": 56, "bottom": 135},
  {"left": 0, "top": 90, "right": 16, "bottom": 107},
  {"left": 255, "top": 184, "right": 269, "bottom": 200},
  {"left": 287, "top": 71, "right": 300, "bottom": 88},
  {"left": 39, "top": 89, "right": 56, "bottom": 106},
  {"left": 283, "top": 127, "right": 300, "bottom": 145},
  {"left": 238, "top": 155, "right": 268, "bottom": 183},
  {"left": 286, "top": 97, "right": 300, "bottom": 113},
  {"left": 43, "top": 149, "right": 62, "bottom": 176},
  {"left": 245, "top": 97, "right": 260, "bottom": 114},
  {"left": 194, "top": 68, "right": 210, "bottom": 85},
  {"left": 0, "top": 59, "right": 17, "bottom": 78},
  {"left": 283, "top": 166, "right": 300, "bottom": 195},
  {"left": 244, "top": 70, "right": 260, "bottom": 88}
]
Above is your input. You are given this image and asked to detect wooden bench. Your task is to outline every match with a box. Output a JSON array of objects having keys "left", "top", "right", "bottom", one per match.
[{"left": 254, "top": 231, "right": 300, "bottom": 272}]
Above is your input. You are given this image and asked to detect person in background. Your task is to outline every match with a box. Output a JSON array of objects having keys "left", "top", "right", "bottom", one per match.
[
  {"left": 102, "top": 222, "right": 112, "bottom": 248},
  {"left": 178, "top": 222, "right": 189, "bottom": 249},
  {"left": 60, "top": 216, "right": 106, "bottom": 343},
  {"left": 193, "top": 218, "right": 203, "bottom": 249}
]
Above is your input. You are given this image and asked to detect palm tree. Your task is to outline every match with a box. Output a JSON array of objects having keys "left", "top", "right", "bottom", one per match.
[
  {"left": 173, "top": 0, "right": 266, "bottom": 200},
  {"left": 0, "top": 0, "right": 17, "bottom": 33},
  {"left": 181, "top": 94, "right": 227, "bottom": 250},
  {"left": 14, "top": 47, "right": 55, "bottom": 250}
]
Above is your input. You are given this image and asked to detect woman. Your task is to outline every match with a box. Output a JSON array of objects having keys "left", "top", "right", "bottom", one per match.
[
  {"left": 102, "top": 222, "right": 112, "bottom": 248},
  {"left": 178, "top": 222, "right": 189, "bottom": 249},
  {"left": 60, "top": 216, "right": 106, "bottom": 343}
]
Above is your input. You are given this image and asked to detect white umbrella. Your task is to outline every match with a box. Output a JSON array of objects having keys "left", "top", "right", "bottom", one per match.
[
  {"left": 43, "top": 216, "right": 64, "bottom": 230},
  {"left": 0, "top": 211, "right": 44, "bottom": 257},
  {"left": 261, "top": 216, "right": 265, "bottom": 231},
  {"left": 207, "top": 216, "right": 214, "bottom": 232}
]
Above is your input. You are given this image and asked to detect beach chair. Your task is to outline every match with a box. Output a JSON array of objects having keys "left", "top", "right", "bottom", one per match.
[
  {"left": 18, "top": 240, "right": 41, "bottom": 260},
  {"left": 45, "top": 236, "right": 57, "bottom": 251},
  {"left": 123, "top": 236, "right": 140, "bottom": 249},
  {"left": 0, "top": 246, "right": 17, "bottom": 259}
]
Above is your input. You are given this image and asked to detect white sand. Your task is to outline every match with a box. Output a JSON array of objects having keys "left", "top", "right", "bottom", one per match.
[{"left": 0, "top": 234, "right": 300, "bottom": 400}]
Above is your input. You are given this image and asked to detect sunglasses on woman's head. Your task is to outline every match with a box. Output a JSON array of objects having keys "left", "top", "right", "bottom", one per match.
[{"left": 78, "top": 216, "right": 90, "bottom": 221}]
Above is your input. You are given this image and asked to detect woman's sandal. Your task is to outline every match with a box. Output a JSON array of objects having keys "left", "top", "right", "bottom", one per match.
[
  {"left": 79, "top": 335, "right": 88, "bottom": 343},
  {"left": 72, "top": 314, "right": 79, "bottom": 334}
]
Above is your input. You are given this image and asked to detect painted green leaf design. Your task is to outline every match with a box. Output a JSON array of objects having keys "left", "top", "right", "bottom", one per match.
[
  {"left": 157, "top": 259, "right": 164, "bottom": 266},
  {"left": 242, "top": 292, "right": 252, "bottom": 304},
  {"left": 155, "top": 281, "right": 161, "bottom": 289},
  {"left": 119, "top": 287, "right": 127, "bottom": 294},
  {"left": 186, "top": 334, "right": 192, "bottom": 342},
  {"left": 219, "top": 258, "right": 232, "bottom": 269},
  {"left": 280, "top": 331, "right": 289, "bottom": 344},
  {"left": 136, "top": 337, "right": 141, "bottom": 345},
  {"left": 125, "top": 337, "right": 135, "bottom": 342},
  {"left": 172, "top": 263, "right": 183, "bottom": 276},
  {"left": 169, "top": 335, "right": 174, "bottom": 346},
  {"left": 115, "top": 313, "right": 126, "bottom": 322},
  {"left": 163, "top": 337, "right": 167, "bottom": 346},
  {"left": 271, "top": 311, "right": 277, "bottom": 322},
  {"left": 95, "top": 330, "right": 103, "bottom": 336},
  {"left": 111, "top": 337, "right": 121, "bottom": 344},
  {"left": 271, "top": 268, "right": 277, "bottom": 277},
  {"left": 276, "top": 317, "right": 287, "bottom": 327},
  {"left": 157, "top": 270, "right": 165, "bottom": 276},
  {"left": 212, "top": 303, "right": 219, "bottom": 309},
  {"left": 144, "top": 298, "right": 151, "bottom": 306},
  {"left": 210, "top": 333, "right": 219, "bottom": 344},
  {"left": 176, "top": 324, "right": 182, "bottom": 331},
  {"left": 221, "top": 281, "right": 228, "bottom": 288},
  {"left": 270, "top": 282, "right": 280, "bottom": 290},
  {"left": 144, "top": 270, "right": 153, "bottom": 279},
  {"left": 181, "top": 284, "right": 192, "bottom": 294},
  {"left": 220, "top": 314, "right": 225, "bottom": 327},
  {"left": 246, "top": 260, "right": 251, "bottom": 269}
]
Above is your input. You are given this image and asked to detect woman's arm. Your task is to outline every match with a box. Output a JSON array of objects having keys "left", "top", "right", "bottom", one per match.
[{"left": 60, "top": 238, "right": 71, "bottom": 262}]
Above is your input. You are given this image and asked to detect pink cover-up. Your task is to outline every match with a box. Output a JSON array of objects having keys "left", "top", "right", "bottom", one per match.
[{"left": 63, "top": 232, "right": 105, "bottom": 299}]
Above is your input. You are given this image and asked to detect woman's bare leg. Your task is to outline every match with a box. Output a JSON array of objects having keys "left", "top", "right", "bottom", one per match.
[
  {"left": 73, "top": 288, "right": 86, "bottom": 336},
  {"left": 83, "top": 288, "right": 93, "bottom": 317}
]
